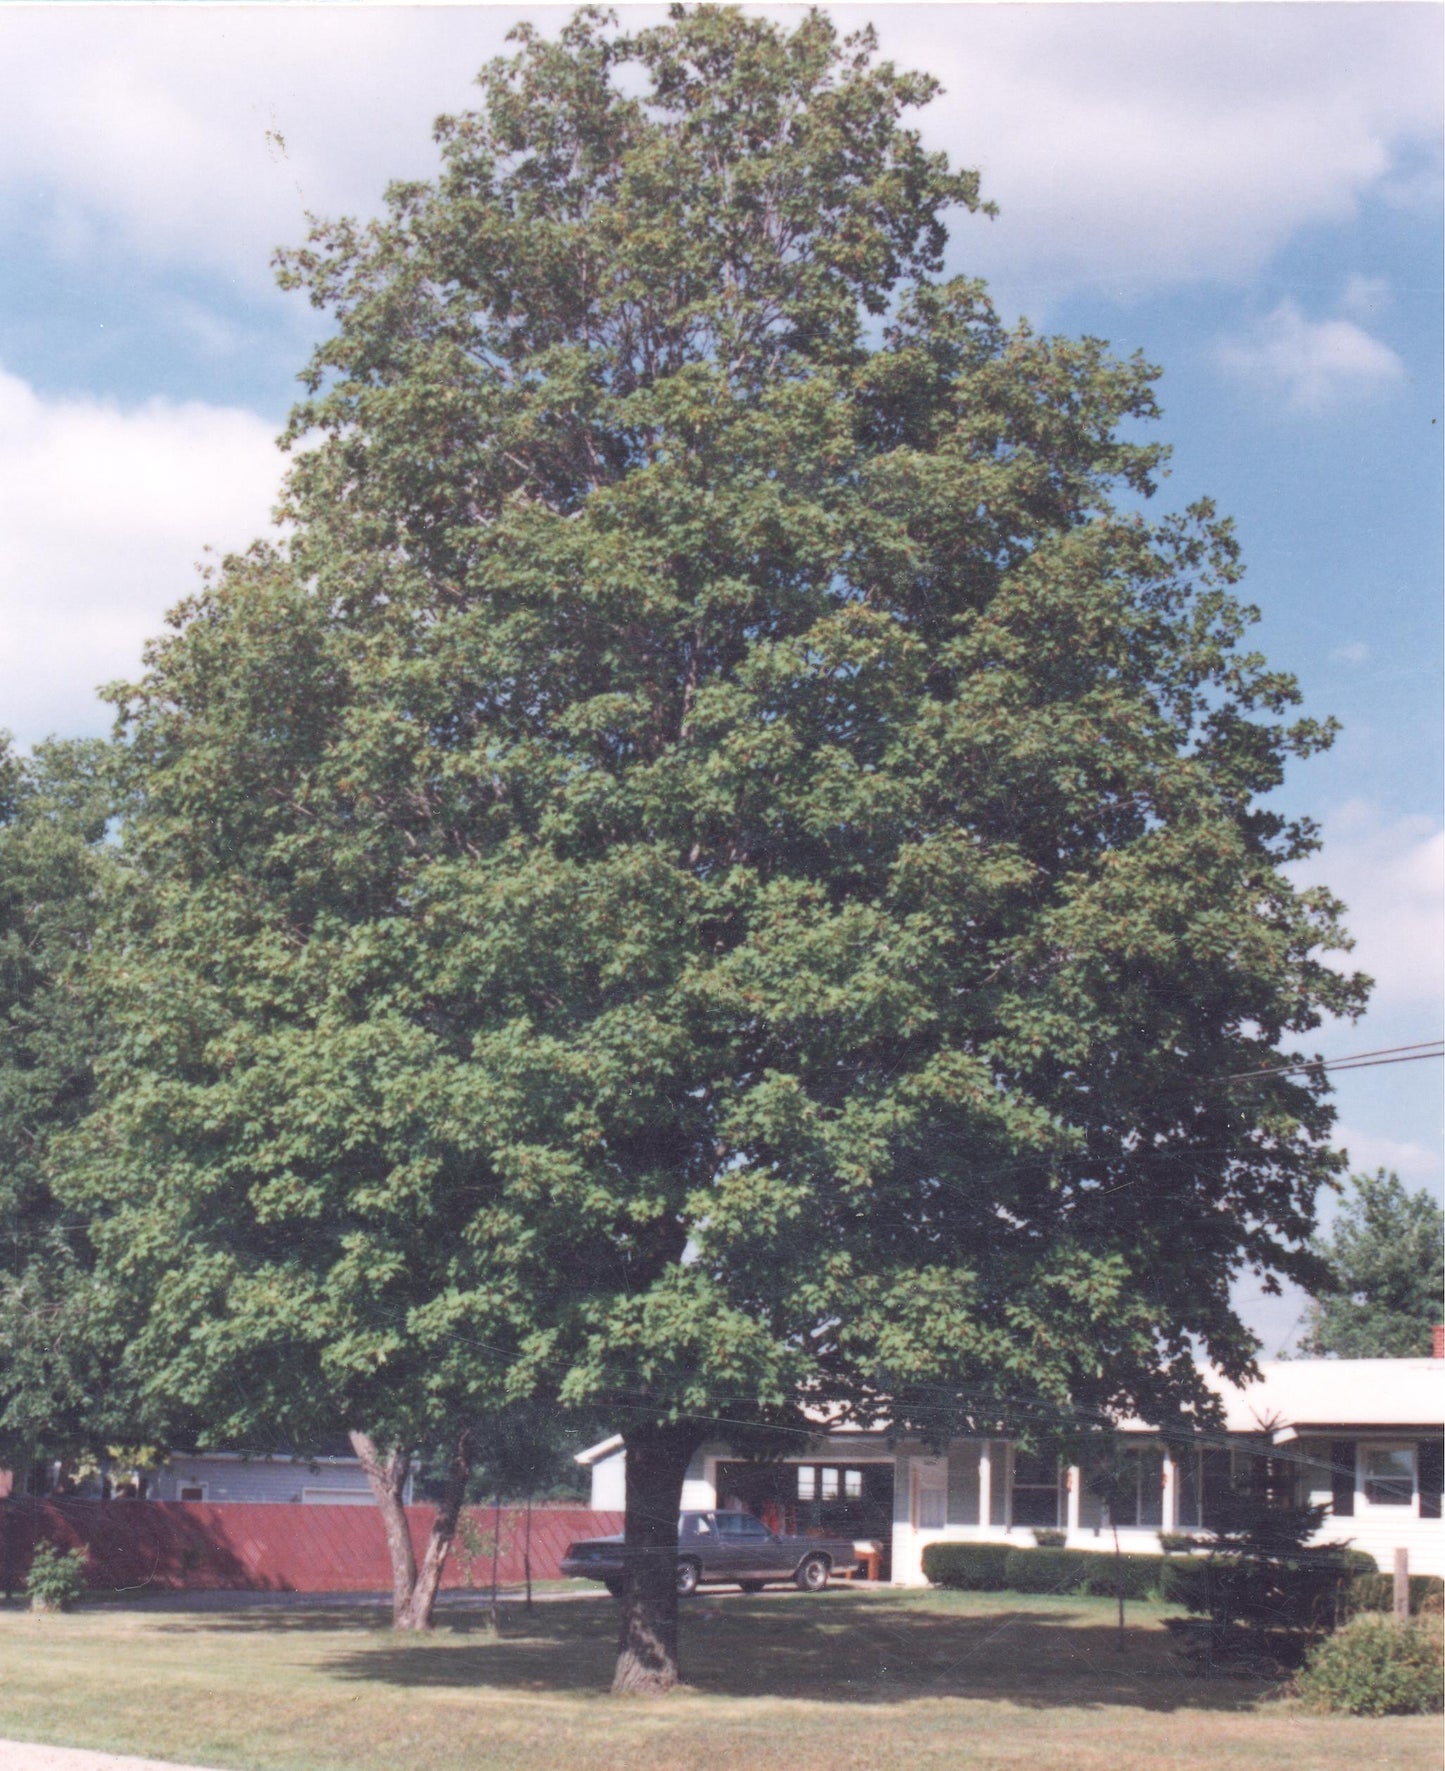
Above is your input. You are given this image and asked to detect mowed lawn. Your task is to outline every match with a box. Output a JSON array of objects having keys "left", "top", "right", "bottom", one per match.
[{"left": 0, "top": 1588, "right": 1436, "bottom": 1771}]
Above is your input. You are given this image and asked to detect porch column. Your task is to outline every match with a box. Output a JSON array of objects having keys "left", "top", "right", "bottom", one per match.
[
  {"left": 1162, "top": 1451, "right": 1177, "bottom": 1531},
  {"left": 1065, "top": 1464, "right": 1081, "bottom": 1535},
  {"left": 978, "top": 1443, "right": 992, "bottom": 1533}
]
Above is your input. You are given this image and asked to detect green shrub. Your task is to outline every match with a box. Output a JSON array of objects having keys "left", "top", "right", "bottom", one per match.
[
  {"left": 921, "top": 1542, "right": 1011, "bottom": 1590},
  {"left": 1002, "top": 1547, "right": 1080, "bottom": 1593},
  {"left": 922, "top": 1541, "right": 1180, "bottom": 1600},
  {"left": 1295, "top": 1615, "right": 1443, "bottom": 1716},
  {"left": 1031, "top": 1528, "right": 1066, "bottom": 1548},
  {"left": 1347, "top": 1573, "right": 1445, "bottom": 1617},
  {"left": 24, "top": 1542, "right": 88, "bottom": 1613}
]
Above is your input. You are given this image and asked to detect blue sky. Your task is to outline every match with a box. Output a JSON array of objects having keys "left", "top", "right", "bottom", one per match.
[{"left": 0, "top": 3, "right": 1438, "bottom": 1351}]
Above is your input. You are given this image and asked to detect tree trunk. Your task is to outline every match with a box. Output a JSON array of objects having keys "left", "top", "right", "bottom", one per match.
[
  {"left": 611, "top": 1423, "right": 700, "bottom": 1697},
  {"left": 349, "top": 1430, "right": 419, "bottom": 1629},
  {"left": 400, "top": 1427, "right": 475, "bottom": 1632}
]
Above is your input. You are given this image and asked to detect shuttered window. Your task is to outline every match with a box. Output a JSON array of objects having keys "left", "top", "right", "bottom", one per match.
[
  {"left": 1418, "top": 1437, "right": 1443, "bottom": 1521},
  {"left": 1330, "top": 1441, "right": 1356, "bottom": 1519}
]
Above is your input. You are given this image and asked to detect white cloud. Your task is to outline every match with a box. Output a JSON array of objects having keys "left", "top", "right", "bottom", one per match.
[
  {"left": 1330, "top": 1125, "right": 1442, "bottom": 1191},
  {"left": 865, "top": 3, "right": 1441, "bottom": 301},
  {"left": 1331, "top": 642, "right": 1371, "bottom": 666},
  {"left": 1289, "top": 800, "right": 1444, "bottom": 1015},
  {"left": 1340, "top": 273, "right": 1390, "bottom": 319},
  {"left": 1215, "top": 299, "right": 1404, "bottom": 412},
  {"left": 0, "top": 6, "right": 1436, "bottom": 303},
  {"left": 0, "top": 365, "right": 283, "bottom": 747}
]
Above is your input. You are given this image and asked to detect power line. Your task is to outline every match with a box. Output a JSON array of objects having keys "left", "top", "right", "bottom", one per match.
[{"left": 1213, "top": 1040, "right": 1444, "bottom": 1088}]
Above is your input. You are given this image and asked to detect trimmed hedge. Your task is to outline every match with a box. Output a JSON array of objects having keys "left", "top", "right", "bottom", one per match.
[
  {"left": 920, "top": 1543, "right": 1011, "bottom": 1590},
  {"left": 922, "top": 1541, "right": 1175, "bottom": 1600},
  {"left": 922, "top": 1541, "right": 1386, "bottom": 1613},
  {"left": 1347, "top": 1573, "right": 1445, "bottom": 1617}
]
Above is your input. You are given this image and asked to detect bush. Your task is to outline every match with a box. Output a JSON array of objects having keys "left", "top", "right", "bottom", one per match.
[
  {"left": 921, "top": 1542, "right": 1011, "bottom": 1590},
  {"left": 1031, "top": 1528, "right": 1066, "bottom": 1548},
  {"left": 921, "top": 1541, "right": 1180, "bottom": 1599},
  {"left": 1347, "top": 1573, "right": 1445, "bottom": 1617},
  {"left": 24, "top": 1542, "right": 88, "bottom": 1613},
  {"left": 1295, "top": 1615, "right": 1443, "bottom": 1716}
]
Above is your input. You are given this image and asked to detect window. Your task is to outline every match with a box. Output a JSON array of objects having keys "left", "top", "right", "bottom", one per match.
[
  {"left": 1362, "top": 1444, "right": 1415, "bottom": 1508},
  {"left": 716, "top": 1511, "right": 770, "bottom": 1538},
  {"left": 844, "top": 1468, "right": 863, "bottom": 1498},
  {"left": 821, "top": 1468, "right": 839, "bottom": 1501},
  {"left": 797, "top": 1467, "right": 815, "bottom": 1501},
  {"left": 178, "top": 1485, "right": 206, "bottom": 1501},
  {"left": 1011, "top": 1450, "right": 1061, "bottom": 1528}
]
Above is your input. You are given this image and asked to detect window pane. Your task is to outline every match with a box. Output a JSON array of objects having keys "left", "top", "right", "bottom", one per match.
[
  {"left": 844, "top": 1469, "right": 862, "bottom": 1498},
  {"left": 1012, "top": 1486, "right": 1060, "bottom": 1527},
  {"left": 1175, "top": 1450, "right": 1200, "bottom": 1529},
  {"left": 1364, "top": 1446, "right": 1414, "bottom": 1507},
  {"left": 1137, "top": 1451, "right": 1164, "bottom": 1528},
  {"left": 821, "top": 1468, "right": 839, "bottom": 1500},
  {"left": 1013, "top": 1450, "right": 1056, "bottom": 1486},
  {"left": 797, "top": 1466, "right": 815, "bottom": 1500}
]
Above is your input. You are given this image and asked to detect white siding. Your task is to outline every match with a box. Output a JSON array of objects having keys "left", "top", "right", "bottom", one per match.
[
  {"left": 153, "top": 1456, "right": 372, "bottom": 1505},
  {"left": 589, "top": 1449, "right": 626, "bottom": 1511}
]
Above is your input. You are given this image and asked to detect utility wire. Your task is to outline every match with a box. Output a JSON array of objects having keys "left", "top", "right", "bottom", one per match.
[{"left": 1213, "top": 1039, "right": 1443, "bottom": 1087}]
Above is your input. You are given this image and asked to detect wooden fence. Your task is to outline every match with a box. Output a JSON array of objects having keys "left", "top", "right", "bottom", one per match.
[{"left": 0, "top": 1498, "right": 624, "bottom": 1595}]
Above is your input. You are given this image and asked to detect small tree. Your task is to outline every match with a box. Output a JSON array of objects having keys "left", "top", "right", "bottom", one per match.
[
  {"left": 1301, "top": 1170, "right": 1444, "bottom": 1359},
  {"left": 1168, "top": 1474, "right": 1354, "bottom": 1666}
]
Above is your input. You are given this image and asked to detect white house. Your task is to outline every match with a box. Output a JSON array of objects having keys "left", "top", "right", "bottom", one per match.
[{"left": 576, "top": 1356, "right": 1445, "bottom": 1583}]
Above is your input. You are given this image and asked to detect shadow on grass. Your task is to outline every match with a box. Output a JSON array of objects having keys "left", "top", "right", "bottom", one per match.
[{"left": 314, "top": 1592, "right": 1277, "bottom": 1713}]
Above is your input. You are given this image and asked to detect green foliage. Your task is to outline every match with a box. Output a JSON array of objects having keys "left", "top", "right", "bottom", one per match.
[
  {"left": 0, "top": 738, "right": 141, "bottom": 1474},
  {"left": 1031, "top": 1528, "right": 1066, "bottom": 1548},
  {"left": 63, "top": 7, "right": 1362, "bottom": 1514},
  {"left": 922, "top": 1541, "right": 1177, "bottom": 1600},
  {"left": 1294, "top": 1614, "right": 1444, "bottom": 1716},
  {"left": 1347, "top": 1573, "right": 1444, "bottom": 1617},
  {"left": 1166, "top": 1485, "right": 1357, "bottom": 1650},
  {"left": 921, "top": 1542, "right": 1011, "bottom": 1590},
  {"left": 1300, "top": 1170, "right": 1445, "bottom": 1358},
  {"left": 24, "top": 1541, "right": 89, "bottom": 1612}
]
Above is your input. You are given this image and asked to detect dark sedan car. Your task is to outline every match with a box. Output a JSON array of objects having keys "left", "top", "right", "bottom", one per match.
[{"left": 563, "top": 1509, "right": 861, "bottom": 1595}]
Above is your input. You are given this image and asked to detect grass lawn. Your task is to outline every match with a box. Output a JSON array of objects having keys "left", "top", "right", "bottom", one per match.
[{"left": 0, "top": 1587, "right": 1436, "bottom": 1771}]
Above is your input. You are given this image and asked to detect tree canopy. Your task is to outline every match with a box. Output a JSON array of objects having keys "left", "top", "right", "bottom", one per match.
[
  {"left": 62, "top": 6, "right": 1364, "bottom": 1690},
  {"left": 0, "top": 738, "right": 130, "bottom": 1481},
  {"left": 1300, "top": 1169, "right": 1443, "bottom": 1359}
]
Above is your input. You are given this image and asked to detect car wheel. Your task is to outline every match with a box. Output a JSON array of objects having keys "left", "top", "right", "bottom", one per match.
[
  {"left": 675, "top": 1559, "right": 701, "bottom": 1597},
  {"left": 738, "top": 1580, "right": 765, "bottom": 1594},
  {"left": 604, "top": 1578, "right": 624, "bottom": 1599},
  {"left": 795, "top": 1554, "right": 830, "bottom": 1593}
]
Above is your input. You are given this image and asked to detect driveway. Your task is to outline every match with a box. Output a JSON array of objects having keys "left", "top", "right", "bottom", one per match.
[{"left": 0, "top": 1748, "right": 228, "bottom": 1771}]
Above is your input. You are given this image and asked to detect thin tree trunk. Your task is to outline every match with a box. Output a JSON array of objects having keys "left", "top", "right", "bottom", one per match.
[
  {"left": 488, "top": 1490, "right": 502, "bottom": 1634},
  {"left": 349, "top": 1430, "right": 417, "bottom": 1629},
  {"left": 399, "top": 1426, "right": 475, "bottom": 1632},
  {"left": 611, "top": 1423, "right": 700, "bottom": 1697},
  {"left": 524, "top": 1493, "right": 533, "bottom": 1613}
]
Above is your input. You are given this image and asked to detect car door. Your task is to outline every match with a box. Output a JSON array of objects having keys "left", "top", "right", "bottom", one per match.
[{"left": 713, "top": 1510, "right": 776, "bottom": 1579}]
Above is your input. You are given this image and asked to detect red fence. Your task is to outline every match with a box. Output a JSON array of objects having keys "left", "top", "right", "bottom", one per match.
[{"left": 1, "top": 1499, "right": 624, "bottom": 1595}]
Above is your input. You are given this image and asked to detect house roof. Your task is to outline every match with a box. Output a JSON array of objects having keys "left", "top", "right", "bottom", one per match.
[
  {"left": 573, "top": 1358, "right": 1445, "bottom": 1463},
  {"left": 1207, "top": 1358, "right": 1445, "bottom": 1439}
]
